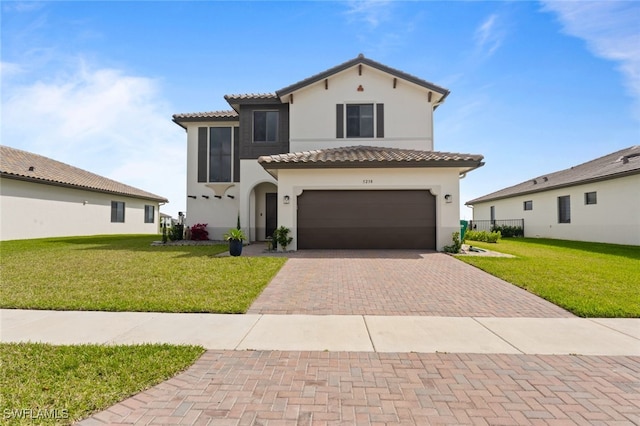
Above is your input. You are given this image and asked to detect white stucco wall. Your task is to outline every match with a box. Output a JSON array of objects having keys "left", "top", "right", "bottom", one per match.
[
  {"left": 0, "top": 178, "right": 161, "bottom": 241},
  {"left": 287, "top": 65, "right": 436, "bottom": 152},
  {"left": 275, "top": 167, "right": 462, "bottom": 251},
  {"left": 183, "top": 120, "right": 241, "bottom": 240},
  {"left": 470, "top": 174, "right": 640, "bottom": 245}
]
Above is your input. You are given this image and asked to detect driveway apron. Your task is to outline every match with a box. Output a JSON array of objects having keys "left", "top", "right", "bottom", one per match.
[{"left": 247, "top": 250, "right": 574, "bottom": 317}]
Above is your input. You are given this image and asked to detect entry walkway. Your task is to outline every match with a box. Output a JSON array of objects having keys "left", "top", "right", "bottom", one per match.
[{"left": 2, "top": 309, "right": 638, "bottom": 356}]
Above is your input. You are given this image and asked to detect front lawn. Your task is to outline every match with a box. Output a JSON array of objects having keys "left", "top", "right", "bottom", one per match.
[
  {"left": 458, "top": 238, "right": 640, "bottom": 318},
  {"left": 0, "top": 235, "right": 286, "bottom": 313},
  {"left": 0, "top": 342, "right": 204, "bottom": 425}
]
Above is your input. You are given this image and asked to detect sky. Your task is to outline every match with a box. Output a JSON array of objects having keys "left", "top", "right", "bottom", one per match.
[{"left": 2, "top": 0, "right": 639, "bottom": 220}]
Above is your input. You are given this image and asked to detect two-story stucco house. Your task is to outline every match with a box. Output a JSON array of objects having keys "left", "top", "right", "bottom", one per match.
[{"left": 173, "top": 54, "right": 484, "bottom": 251}]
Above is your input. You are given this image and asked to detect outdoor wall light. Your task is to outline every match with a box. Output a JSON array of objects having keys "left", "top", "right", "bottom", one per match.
[
  {"left": 283, "top": 195, "right": 290, "bottom": 204},
  {"left": 444, "top": 194, "right": 452, "bottom": 203},
  {"left": 187, "top": 195, "right": 197, "bottom": 199},
  {"left": 227, "top": 195, "right": 235, "bottom": 199}
]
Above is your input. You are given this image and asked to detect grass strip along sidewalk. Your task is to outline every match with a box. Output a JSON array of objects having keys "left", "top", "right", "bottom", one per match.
[
  {"left": 458, "top": 238, "right": 639, "bottom": 318},
  {"left": 0, "top": 235, "right": 286, "bottom": 313},
  {"left": 0, "top": 343, "right": 204, "bottom": 425}
]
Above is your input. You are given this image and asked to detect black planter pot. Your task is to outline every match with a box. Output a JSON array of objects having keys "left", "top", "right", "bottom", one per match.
[{"left": 229, "top": 239, "right": 243, "bottom": 256}]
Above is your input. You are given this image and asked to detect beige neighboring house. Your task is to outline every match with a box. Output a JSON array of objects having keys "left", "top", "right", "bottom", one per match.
[
  {"left": 466, "top": 146, "right": 640, "bottom": 246},
  {"left": 0, "top": 145, "right": 168, "bottom": 241},
  {"left": 173, "top": 54, "right": 484, "bottom": 251}
]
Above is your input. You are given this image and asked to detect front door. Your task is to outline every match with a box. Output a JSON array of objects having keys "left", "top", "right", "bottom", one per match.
[{"left": 265, "top": 193, "right": 277, "bottom": 240}]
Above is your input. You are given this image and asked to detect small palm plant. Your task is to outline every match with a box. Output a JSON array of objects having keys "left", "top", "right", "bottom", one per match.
[{"left": 224, "top": 228, "right": 247, "bottom": 256}]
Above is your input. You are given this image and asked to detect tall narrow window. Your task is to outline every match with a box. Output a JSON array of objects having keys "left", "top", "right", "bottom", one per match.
[
  {"left": 144, "top": 205, "right": 155, "bottom": 223},
  {"left": 253, "top": 111, "right": 278, "bottom": 142},
  {"left": 585, "top": 191, "right": 597, "bottom": 205},
  {"left": 111, "top": 201, "right": 125, "bottom": 223},
  {"left": 346, "top": 104, "right": 374, "bottom": 137},
  {"left": 490, "top": 206, "right": 495, "bottom": 224},
  {"left": 558, "top": 196, "right": 571, "bottom": 223},
  {"left": 209, "top": 127, "right": 232, "bottom": 182}
]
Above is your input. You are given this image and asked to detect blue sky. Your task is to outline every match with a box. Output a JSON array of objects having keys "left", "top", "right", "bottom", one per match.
[{"left": 2, "top": 1, "right": 639, "bottom": 219}]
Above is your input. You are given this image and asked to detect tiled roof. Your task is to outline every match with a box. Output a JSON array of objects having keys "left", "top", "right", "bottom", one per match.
[
  {"left": 223, "top": 93, "right": 278, "bottom": 102},
  {"left": 466, "top": 145, "right": 640, "bottom": 204},
  {"left": 0, "top": 145, "right": 168, "bottom": 202},
  {"left": 258, "top": 146, "right": 484, "bottom": 169},
  {"left": 172, "top": 110, "right": 238, "bottom": 121},
  {"left": 276, "top": 54, "right": 450, "bottom": 100}
]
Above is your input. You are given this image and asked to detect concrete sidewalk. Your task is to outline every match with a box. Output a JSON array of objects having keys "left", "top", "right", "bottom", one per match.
[{"left": 2, "top": 309, "right": 638, "bottom": 356}]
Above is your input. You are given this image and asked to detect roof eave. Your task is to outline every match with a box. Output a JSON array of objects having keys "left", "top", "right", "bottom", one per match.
[
  {"left": 276, "top": 55, "right": 450, "bottom": 98},
  {"left": 1, "top": 173, "right": 169, "bottom": 203},
  {"left": 259, "top": 160, "right": 484, "bottom": 171},
  {"left": 465, "top": 168, "right": 640, "bottom": 205}
]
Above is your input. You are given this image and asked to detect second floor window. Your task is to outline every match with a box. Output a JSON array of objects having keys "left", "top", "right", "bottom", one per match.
[
  {"left": 209, "top": 127, "right": 232, "bottom": 182},
  {"left": 346, "top": 104, "right": 374, "bottom": 138},
  {"left": 253, "top": 111, "right": 278, "bottom": 143},
  {"left": 523, "top": 200, "right": 533, "bottom": 211},
  {"left": 198, "top": 126, "right": 239, "bottom": 183}
]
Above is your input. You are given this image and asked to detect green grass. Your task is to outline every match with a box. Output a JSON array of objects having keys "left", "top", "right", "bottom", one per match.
[
  {"left": 0, "top": 235, "right": 286, "bottom": 313},
  {"left": 458, "top": 238, "right": 640, "bottom": 318},
  {"left": 0, "top": 342, "right": 204, "bottom": 425}
]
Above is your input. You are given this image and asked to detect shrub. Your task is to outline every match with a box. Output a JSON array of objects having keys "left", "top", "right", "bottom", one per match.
[
  {"left": 491, "top": 225, "right": 523, "bottom": 238},
  {"left": 273, "top": 226, "right": 293, "bottom": 251},
  {"left": 465, "top": 230, "right": 501, "bottom": 243},
  {"left": 443, "top": 231, "right": 462, "bottom": 253},
  {"left": 168, "top": 225, "right": 184, "bottom": 241},
  {"left": 189, "top": 223, "right": 209, "bottom": 241}
]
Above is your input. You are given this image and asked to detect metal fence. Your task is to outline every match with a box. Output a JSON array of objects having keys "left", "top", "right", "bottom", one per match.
[{"left": 468, "top": 219, "right": 524, "bottom": 237}]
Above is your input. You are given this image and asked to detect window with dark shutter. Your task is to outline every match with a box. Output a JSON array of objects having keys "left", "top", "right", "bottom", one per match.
[
  {"left": 336, "top": 104, "right": 344, "bottom": 138},
  {"left": 209, "top": 127, "right": 232, "bottom": 182},
  {"left": 197, "top": 127, "right": 208, "bottom": 183},
  {"left": 376, "top": 104, "right": 384, "bottom": 138},
  {"left": 346, "top": 104, "right": 374, "bottom": 138}
]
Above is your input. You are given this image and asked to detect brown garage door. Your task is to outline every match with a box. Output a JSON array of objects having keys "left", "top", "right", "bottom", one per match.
[{"left": 297, "top": 190, "right": 436, "bottom": 249}]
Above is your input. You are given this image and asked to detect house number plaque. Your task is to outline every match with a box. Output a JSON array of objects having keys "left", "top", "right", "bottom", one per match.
[{"left": 362, "top": 179, "right": 373, "bottom": 184}]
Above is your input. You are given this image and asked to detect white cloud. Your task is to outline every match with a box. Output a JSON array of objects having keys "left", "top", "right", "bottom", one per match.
[
  {"left": 540, "top": 0, "right": 640, "bottom": 105},
  {"left": 474, "top": 13, "right": 504, "bottom": 58},
  {"left": 1, "top": 61, "right": 187, "bottom": 217},
  {"left": 344, "top": 0, "right": 393, "bottom": 28}
]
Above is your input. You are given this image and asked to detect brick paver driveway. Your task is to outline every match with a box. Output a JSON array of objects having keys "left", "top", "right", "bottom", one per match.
[
  {"left": 82, "top": 250, "right": 639, "bottom": 425},
  {"left": 248, "top": 250, "right": 573, "bottom": 317}
]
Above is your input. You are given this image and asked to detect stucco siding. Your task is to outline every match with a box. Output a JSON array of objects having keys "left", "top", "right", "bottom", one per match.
[
  {"left": 470, "top": 174, "right": 639, "bottom": 245},
  {"left": 0, "top": 178, "right": 160, "bottom": 241},
  {"left": 288, "top": 66, "right": 435, "bottom": 152},
  {"left": 275, "top": 167, "right": 461, "bottom": 251}
]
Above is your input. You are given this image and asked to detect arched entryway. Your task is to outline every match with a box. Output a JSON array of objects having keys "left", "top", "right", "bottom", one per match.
[{"left": 250, "top": 182, "right": 278, "bottom": 242}]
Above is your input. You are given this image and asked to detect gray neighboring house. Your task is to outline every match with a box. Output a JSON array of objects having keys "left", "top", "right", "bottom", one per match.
[
  {"left": 466, "top": 145, "right": 640, "bottom": 246},
  {"left": 1, "top": 145, "right": 168, "bottom": 241}
]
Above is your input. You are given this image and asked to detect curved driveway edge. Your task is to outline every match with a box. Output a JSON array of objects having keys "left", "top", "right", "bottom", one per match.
[{"left": 79, "top": 351, "right": 640, "bottom": 426}]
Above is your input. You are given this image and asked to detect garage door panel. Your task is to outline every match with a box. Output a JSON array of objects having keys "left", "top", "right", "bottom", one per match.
[{"left": 297, "top": 190, "right": 435, "bottom": 249}]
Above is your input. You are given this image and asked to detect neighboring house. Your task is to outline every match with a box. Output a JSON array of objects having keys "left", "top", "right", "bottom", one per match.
[
  {"left": 0, "top": 145, "right": 168, "bottom": 241},
  {"left": 173, "top": 54, "right": 484, "bottom": 250},
  {"left": 465, "top": 146, "right": 640, "bottom": 246}
]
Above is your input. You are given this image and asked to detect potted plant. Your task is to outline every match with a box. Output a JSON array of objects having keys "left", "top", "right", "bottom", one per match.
[{"left": 224, "top": 228, "right": 247, "bottom": 256}]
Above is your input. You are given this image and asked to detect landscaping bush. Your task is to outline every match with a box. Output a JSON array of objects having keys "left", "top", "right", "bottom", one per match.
[
  {"left": 168, "top": 225, "right": 184, "bottom": 241},
  {"left": 443, "top": 231, "right": 462, "bottom": 253},
  {"left": 189, "top": 223, "right": 209, "bottom": 241},
  {"left": 491, "top": 225, "right": 523, "bottom": 238},
  {"left": 465, "top": 230, "right": 501, "bottom": 243}
]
